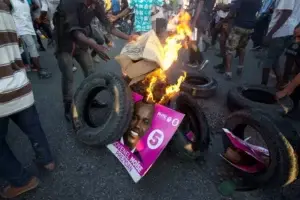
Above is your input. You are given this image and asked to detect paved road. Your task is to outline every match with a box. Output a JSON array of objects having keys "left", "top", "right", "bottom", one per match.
[{"left": 3, "top": 39, "right": 300, "bottom": 200}]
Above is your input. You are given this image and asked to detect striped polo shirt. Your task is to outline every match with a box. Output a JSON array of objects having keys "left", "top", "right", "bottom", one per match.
[{"left": 0, "top": 0, "right": 34, "bottom": 118}]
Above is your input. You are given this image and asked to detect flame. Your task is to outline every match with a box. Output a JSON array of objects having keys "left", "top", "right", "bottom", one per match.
[
  {"left": 158, "top": 71, "right": 187, "bottom": 105},
  {"left": 162, "top": 11, "right": 192, "bottom": 71},
  {"left": 144, "top": 11, "right": 191, "bottom": 104}
]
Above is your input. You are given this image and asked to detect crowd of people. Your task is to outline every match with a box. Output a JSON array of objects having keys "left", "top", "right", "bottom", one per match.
[{"left": 0, "top": 0, "right": 300, "bottom": 198}]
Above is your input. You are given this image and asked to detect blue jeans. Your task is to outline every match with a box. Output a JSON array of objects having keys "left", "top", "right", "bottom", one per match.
[{"left": 0, "top": 105, "right": 53, "bottom": 187}]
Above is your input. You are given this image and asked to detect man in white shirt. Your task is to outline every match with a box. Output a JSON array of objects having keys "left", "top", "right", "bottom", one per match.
[
  {"left": 10, "top": 0, "right": 51, "bottom": 79},
  {"left": 261, "top": 0, "right": 300, "bottom": 87}
]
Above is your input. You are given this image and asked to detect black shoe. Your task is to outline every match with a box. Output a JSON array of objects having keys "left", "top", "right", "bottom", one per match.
[
  {"left": 47, "top": 39, "right": 54, "bottom": 48},
  {"left": 38, "top": 68, "right": 52, "bottom": 79},
  {"left": 38, "top": 46, "right": 46, "bottom": 52},
  {"left": 214, "top": 63, "right": 225, "bottom": 73}
]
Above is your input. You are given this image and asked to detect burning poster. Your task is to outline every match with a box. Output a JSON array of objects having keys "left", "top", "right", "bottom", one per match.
[{"left": 107, "top": 93, "right": 185, "bottom": 182}]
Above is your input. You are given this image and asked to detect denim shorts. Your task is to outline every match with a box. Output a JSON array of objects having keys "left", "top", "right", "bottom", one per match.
[{"left": 20, "top": 35, "right": 39, "bottom": 58}]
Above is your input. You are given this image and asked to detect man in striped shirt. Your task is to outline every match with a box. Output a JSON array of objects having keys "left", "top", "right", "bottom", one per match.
[{"left": 0, "top": 0, "right": 54, "bottom": 198}]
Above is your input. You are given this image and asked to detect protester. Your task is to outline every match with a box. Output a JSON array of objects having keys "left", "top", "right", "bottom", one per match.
[
  {"left": 214, "top": 0, "right": 262, "bottom": 80},
  {"left": 53, "top": 0, "right": 138, "bottom": 121},
  {"left": 109, "top": 0, "right": 164, "bottom": 34},
  {"left": 261, "top": 0, "right": 300, "bottom": 87},
  {"left": 0, "top": 1, "right": 55, "bottom": 198},
  {"left": 251, "top": 0, "right": 274, "bottom": 50},
  {"left": 280, "top": 24, "right": 300, "bottom": 88},
  {"left": 187, "top": 0, "right": 206, "bottom": 68},
  {"left": 32, "top": 0, "right": 54, "bottom": 47},
  {"left": 210, "top": 0, "right": 232, "bottom": 56},
  {"left": 10, "top": 0, "right": 52, "bottom": 79}
]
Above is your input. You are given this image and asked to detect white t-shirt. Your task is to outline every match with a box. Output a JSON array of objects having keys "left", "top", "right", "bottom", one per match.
[
  {"left": 268, "top": 0, "right": 300, "bottom": 38},
  {"left": 11, "top": 0, "right": 36, "bottom": 36}
]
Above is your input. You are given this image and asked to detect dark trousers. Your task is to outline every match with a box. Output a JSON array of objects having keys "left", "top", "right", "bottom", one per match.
[
  {"left": 57, "top": 49, "right": 95, "bottom": 103},
  {"left": 0, "top": 105, "right": 53, "bottom": 187},
  {"left": 251, "top": 14, "right": 270, "bottom": 47},
  {"left": 189, "top": 27, "right": 204, "bottom": 64}
]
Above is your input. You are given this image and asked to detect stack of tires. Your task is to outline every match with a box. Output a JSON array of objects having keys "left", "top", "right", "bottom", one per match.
[{"left": 223, "top": 84, "right": 300, "bottom": 188}]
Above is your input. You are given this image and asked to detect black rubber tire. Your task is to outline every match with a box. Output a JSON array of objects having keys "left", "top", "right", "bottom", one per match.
[
  {"left": 227, "top": 84, "right": 294, "bottom": 115},
  {"left": 181, "top": 74, "right": 217, "bottom": 99},
  {"left": 222, "top": 109, "right": 299, "bottom": 188},
  {"left": 169, "top": 93, "right": 210, "bottom": 160},
  {"left": 72, "top": 72, "right": 133, "bottom": 146}
]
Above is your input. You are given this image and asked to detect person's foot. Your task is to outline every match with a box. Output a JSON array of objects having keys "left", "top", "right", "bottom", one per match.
[
  {"left": 38, "top": 68, "right": 52, "bottom": 79},
  {"left": 31, "top": 67, "right": 39, "bottom": 72},
  {"left": 236, "top": 65, "right": 244, "bottom": 76},
  {"left": 224, "top": 72, "right": 232, "bottom": 80},
  {"left": 34, "top": 160, "right": 56, "bottom": 172},
  {"left": 93, "top": 55, "right": 101, "bottom": 63},
  {"left": 250, "top": 46, "right": 262, "bottom": 51},
  {"left": 214, "top": 63, "right": 225, "bottom": 73},
  {"left": 43, "top": 162, "right": 55, "bottom": 171},
  {"left": 0, "top": 177, "right": 40, "bottom": 199},
  {"left": 215, "top": 52, "right": 223, "bottom": 57},
  {"left": 47, "top": 39, "right": 54, "bottom": 48},
  {"left": 38, "top": 46, "right": 46, "bottom": 52},
  {"left": 269, "top": 71, "right": 276, "bottom": 79},
  {"left": 72, "top": 66, "right": 77, "bottom": 72},
  {"left": 24, "top": 64, "right": 31, "bottom": 72}
]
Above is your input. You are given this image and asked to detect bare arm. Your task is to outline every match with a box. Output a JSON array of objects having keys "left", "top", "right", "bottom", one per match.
[
  {"left": 115, "top": 8, "right": 131, "bottom": 20},
  {"left": 289, "top": 73, "right": 300, "bottom": 90},
  {"left": 72, "top": 31, "right": 99, "bottom": 50},
  {"left": 111, "top": 28, "right": 130, "bottom": 40}
]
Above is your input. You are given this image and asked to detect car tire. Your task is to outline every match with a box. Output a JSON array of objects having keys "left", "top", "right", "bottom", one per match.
[
  {"left": 227, "top": 84, "right": 294, "bottom": 115},
  {"left": 222, "top": 109, "right": 299, "bottom": 188},
  {"left": 169, "top": 93, "right": 210, "bottom": 160},
  {"left": 181, "top": 74, "right": 217, "bottom": 99},
  {"left": 72, "top": 72, "right": 133, "bottom": 146}
]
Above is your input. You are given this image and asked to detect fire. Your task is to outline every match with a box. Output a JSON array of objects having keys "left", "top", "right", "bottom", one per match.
[
  {"left": 144, "top": 69, "right": 187, "bottom": 105},
  {"left": 143, "top": 11, "right": 191, "bottom": 104},
  {"left": 162, "top": 11, "right": 192, "bottom": 71}
]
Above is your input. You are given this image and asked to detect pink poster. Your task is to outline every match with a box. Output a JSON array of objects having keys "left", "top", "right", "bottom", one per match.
[
  {"left": 107, "top": 93, "right": 185, "bottom": 182},
  {"left": 221, "top": 128, "right": 269, "bottom": 173}
]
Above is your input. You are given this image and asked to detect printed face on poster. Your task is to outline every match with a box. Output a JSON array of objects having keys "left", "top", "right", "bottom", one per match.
[{"left": 107, "top": 93, "right": 185, "bottom": 182}]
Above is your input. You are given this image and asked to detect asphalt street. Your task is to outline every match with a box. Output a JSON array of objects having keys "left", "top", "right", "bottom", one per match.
[{"left": 2, "top": 38, "right": 300, "bottom": 200}]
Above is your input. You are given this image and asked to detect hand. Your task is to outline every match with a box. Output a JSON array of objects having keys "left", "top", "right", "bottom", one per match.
[
  {"left": 276, "top": 85, "right": 295, "bottom": 99},
  {"left": 93, "top": 45, "right": 110, "bottom": 61},
  {"left": 128, "top": 34, "right": 139, "bottom": 42},
  {"left": 108, "top": 14, "right": 118, "bottom": 23}
]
